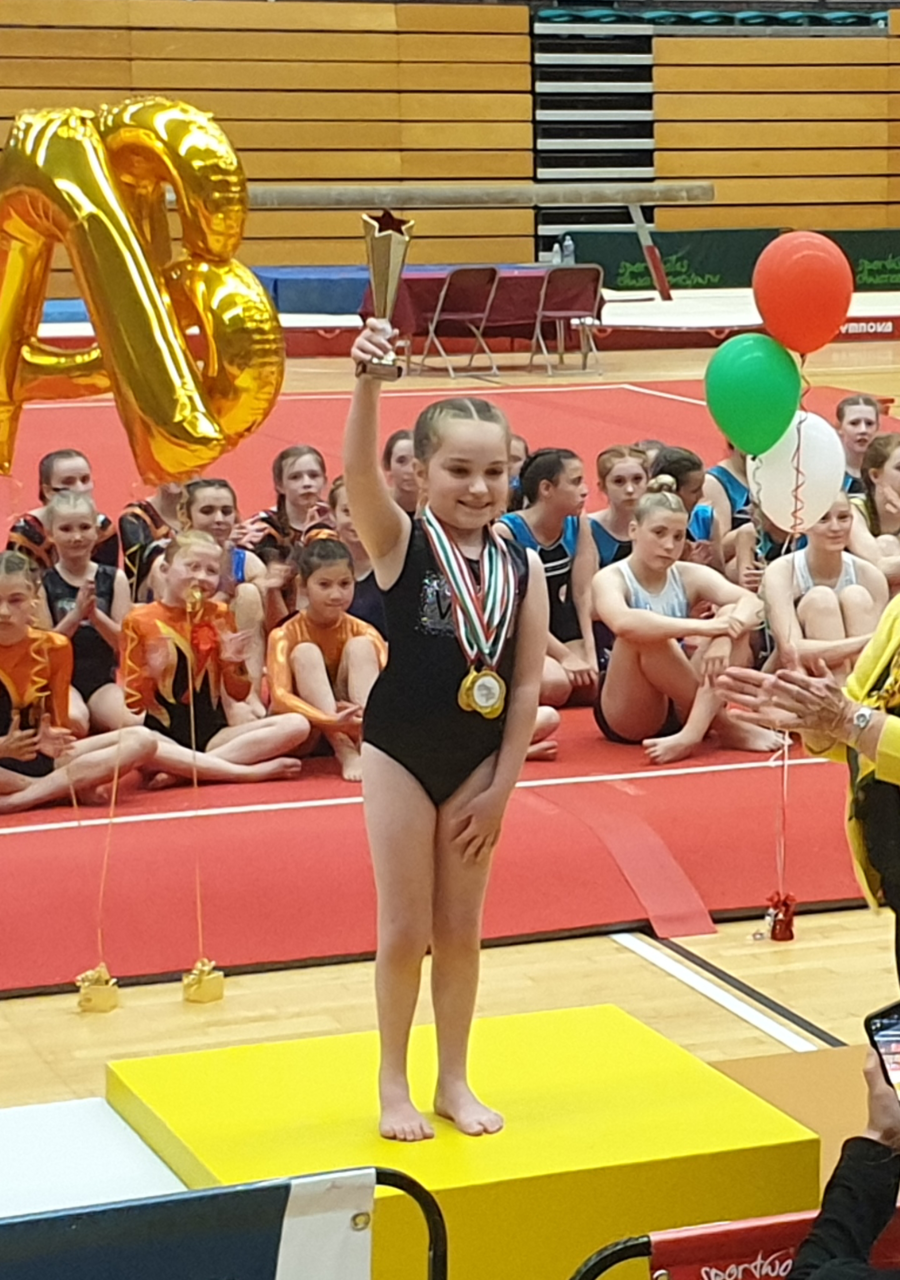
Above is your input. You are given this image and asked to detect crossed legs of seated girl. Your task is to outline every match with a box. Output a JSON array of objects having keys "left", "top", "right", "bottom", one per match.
[
  {"left": 592, "top": 487, "right": 782, "bottom": 765},
  {"left": 122, "top": 532, "right": 310, "bottom": 788},
  {"left": 267, "top": 536, "right": 387, "bottom": 782}
]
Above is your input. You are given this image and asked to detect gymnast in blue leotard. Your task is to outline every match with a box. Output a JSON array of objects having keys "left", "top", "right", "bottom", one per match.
[
  {"left": 347, "top": 320, "right": 550, "bottom": 1145},
  {"left": 704, "top": 441, "right": 751, "bottom": 529},
  {"left": 650, "top": 446, "right": 725, "bottom": 573},
  {"left": 585, "top": 445, "right": 649, "bottom": 669}
]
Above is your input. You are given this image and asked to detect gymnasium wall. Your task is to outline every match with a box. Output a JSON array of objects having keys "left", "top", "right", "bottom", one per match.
[
  {"left": 0, "top": 0, "right": 534, "bottom": 296},
  {"left": 653, "top": 33, "right": 895, "bottom": 233}
]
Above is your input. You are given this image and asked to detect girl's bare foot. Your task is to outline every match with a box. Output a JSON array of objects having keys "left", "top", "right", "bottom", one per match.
[
  {"left": 333, "top": 735, "right": 363, "bottom": 782},
  {"left": 146, "top": 771, "right": 181, "bottom": 791},
  {"left": 379, "top": 1081, "right": 435, "bottom": 1142},
  {"left": 254, "top": 757, "right": 304, "bottom": 782},
  {"left": 718, "top": 720, "right": 785, "bottom": 754},
  {"left": 526, "top": 738, "right": 558, "bottom": 762},
  {"left": 643, "top": 729, "right": 700, "bottom": 765},
  {"left": 435, "top": 1081, "right": 504, "bottom": 1137}
]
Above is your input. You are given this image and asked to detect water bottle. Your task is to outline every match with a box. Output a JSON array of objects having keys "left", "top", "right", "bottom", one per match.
[
  {"left": 562, "top": 234, "right": 576, "bottom": 265},
  {"left": 551, "top": 241, "right": 562, "bottom": 264}
]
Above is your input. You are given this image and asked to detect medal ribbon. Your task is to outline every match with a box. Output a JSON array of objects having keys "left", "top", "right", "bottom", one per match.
[{"left": 421, "top": 505, "right": 517, "bottom": 670}]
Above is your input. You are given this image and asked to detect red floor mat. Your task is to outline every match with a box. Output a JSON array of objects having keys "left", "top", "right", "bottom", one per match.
[
  {"left": 0, "top": 712, "right": 858, "bottom": 993},
  {"left": 0, "top": 383, "right": 872, "bottom": 992}
]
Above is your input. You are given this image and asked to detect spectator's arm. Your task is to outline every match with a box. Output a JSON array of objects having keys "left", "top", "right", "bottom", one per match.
[{"left": 792, "top": 1053, "right": 900, "bottom": 1280}]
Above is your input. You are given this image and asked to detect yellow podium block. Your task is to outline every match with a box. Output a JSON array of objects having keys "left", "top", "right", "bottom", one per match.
[{"left": 107, "top": 1006, "right": 819, "bottom": 1280}]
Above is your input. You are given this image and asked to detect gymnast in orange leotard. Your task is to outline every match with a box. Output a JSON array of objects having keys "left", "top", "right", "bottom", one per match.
[
  {"left": 268, "top": 535, "right": 386, "bottom": 781},
  {"left": 121, "top": 531, "right": 311, "bottom": 788},
  {"left": 0, "top": 551, "right": 156, "bottom": 811}
]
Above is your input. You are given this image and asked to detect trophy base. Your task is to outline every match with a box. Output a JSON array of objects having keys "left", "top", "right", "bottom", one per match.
[{"left": 356, "top": 355, "right": 403, "bottom": 381}]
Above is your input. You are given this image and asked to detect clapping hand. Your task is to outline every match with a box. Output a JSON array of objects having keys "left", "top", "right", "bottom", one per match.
[
  {"left": 0, "top": 712, "right": 38, "bottom": 761},
  {"left": 34, "top": 713, "right": 76, "bottom": 760},
  {"left": 217, "top": 626, "right": 253, "bottom": 665}
]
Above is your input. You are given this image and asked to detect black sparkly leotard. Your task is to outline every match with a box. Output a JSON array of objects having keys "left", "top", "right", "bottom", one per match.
[
  {"left": 363, "top": 520, "right": 529, "bottom": 807},
  {"left": 43, "top": 565, "right": 118, "bottom": 701}
]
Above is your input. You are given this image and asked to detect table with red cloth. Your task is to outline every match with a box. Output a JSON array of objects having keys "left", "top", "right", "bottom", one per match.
[{"left": 360, "top": 265, "right": 602, "bottom": 342}]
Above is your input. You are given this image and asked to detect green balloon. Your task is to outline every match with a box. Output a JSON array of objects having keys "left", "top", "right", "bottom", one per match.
[{"left": 705, "top": 333, "right": 801, "bottom": 456}]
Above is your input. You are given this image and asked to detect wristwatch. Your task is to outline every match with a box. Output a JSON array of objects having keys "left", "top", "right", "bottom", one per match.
[{"left": 851, "top": 705, "right": 875, "bottom": 744}]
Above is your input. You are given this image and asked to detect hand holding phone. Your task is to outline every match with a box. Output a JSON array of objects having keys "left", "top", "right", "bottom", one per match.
[{"left": 864, "top": 1001, "right": 900, "bottom": 1091}]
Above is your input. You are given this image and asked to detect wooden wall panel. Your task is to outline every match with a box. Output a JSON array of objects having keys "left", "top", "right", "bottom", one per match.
[
  {"left": 654, "top": 65, "right": 888, "bottom": 94},
  {"left": 658, "top": 205, "right": 889, "bottom": 231},
  {"left": 654, "top": 34, "right": 895, "bottom": 233},
  {"left": 0, "top": 2, "right": 534, "bottom": 285},
  {"left": 655, "top": 121, "right": 888, "bottom": 149},
  {"left": 655, "top": 36, "right": 886, "bottom": 64},
  {"left": 655, "top": 93, "right": 888, "bottom": 121}
]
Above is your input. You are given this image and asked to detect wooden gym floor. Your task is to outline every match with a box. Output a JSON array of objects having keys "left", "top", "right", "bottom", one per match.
[{"left": 2, "top": 341, "right": 899, "bottom": 1135}]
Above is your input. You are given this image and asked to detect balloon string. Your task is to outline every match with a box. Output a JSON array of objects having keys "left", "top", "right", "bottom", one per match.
[
  {"left": 185, "top": 620, "right": 205, "bottom": 960},
  {"left": 789, "top": 356, "right": 810, "bottom": 542},
  {"left": 774, "top": 735, "right": 790, "bottom": 899},
  {"left": 96, "top": 731, "right": 124, "bottom": 965}
]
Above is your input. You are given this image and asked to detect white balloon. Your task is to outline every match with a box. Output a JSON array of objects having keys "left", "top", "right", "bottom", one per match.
[{"left": 747, "top": 411, "right": 846, "bottom": 533}]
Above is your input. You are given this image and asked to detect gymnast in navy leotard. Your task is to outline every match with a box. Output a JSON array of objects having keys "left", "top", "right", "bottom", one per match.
[
  {"left": 346, "top": 320, "right": 551, "bottom": 1145},
  {"left": 329, "top": 476, "right": 388, "bottom": 637},
  {"left": 36, "top": 491, "right": 135, "bottom": 735},
  {"left": 498, "top": 448, "right": 597, "bottom": 707}
]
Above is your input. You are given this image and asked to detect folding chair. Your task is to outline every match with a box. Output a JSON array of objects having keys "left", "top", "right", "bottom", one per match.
[
  {"left": 415, "top": 266, "right": 500, "bottom": 377},
  {"left": 565, "top": 1206, "right": 900, "bottom": 1280},
  {"left": 0, "top": 1165, "right": 447, "bottom": 1280},
  {"left": 527, "top": 265, "right": 605, "bottom": 375}
]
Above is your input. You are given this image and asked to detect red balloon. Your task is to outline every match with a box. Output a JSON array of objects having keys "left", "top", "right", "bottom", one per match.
[{"left": 752, "top": 231, "right": 854, "bottom": 356}]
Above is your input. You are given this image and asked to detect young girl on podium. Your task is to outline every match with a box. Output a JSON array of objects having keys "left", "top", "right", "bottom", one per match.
[{"left": 345, "top": 320, "right": 548, "bottom": 1142}]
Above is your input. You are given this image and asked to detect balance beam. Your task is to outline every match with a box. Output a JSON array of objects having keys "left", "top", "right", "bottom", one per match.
[{"left": 247, "top": 182, "right": 714, "bottom": 209}]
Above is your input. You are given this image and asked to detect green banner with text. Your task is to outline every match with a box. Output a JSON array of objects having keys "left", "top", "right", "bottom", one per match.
[{"left": 569, "top": 228, "right": 900, "bottom": 292}]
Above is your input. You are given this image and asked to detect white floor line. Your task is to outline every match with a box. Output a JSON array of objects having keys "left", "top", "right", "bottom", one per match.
[
  {"left": 0, "top": 754, "right": 825, "bottom": 840},
  {"left": 22, "top": 382, "right": 626, "bottom": 411},
  {"left": 611, "top": 931, "right": 817, "bottom": 1053},
  {"left": 620, "top": 381, "right": 707, "bottom": 407}
]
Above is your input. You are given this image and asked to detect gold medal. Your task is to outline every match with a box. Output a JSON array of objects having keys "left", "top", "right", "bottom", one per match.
[{"left": 458, "top": 669, "right": 506, "bottom": 719}]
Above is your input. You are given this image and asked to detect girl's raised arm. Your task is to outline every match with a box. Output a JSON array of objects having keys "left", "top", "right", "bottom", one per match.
[{"left": 345, "top": 323, "right": 412, "bottom": 579}]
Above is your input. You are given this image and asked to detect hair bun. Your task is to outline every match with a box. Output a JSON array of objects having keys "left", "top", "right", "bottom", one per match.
[
  {"left": 647, "top": 474, "right": 677, "bottom": 494},
  {"left": 302, "top": 526, "right": 340, "bottom": 547}
]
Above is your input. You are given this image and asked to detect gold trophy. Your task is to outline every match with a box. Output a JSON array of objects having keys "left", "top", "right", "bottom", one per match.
[{"left": 358, "top": 210, "right": 414, "bottom": 380}]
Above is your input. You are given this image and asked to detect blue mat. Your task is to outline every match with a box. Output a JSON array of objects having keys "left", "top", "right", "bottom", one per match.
[{"left": 42, "top": 265, "right": 533, "bottom": 323}]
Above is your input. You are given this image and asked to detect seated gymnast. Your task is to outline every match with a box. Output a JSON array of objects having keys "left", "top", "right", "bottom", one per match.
[
  {"left": 328, "top": 476, "right": 387, "bottom": 636},
  {"left": 179, "top": 478, "right": 292, "bottom": 702},
  {"left": 382, "top": 430, "right": 420, "bottom": 516},
  {"left": 586, "top": 445, "right": 650, "bottom": 671},
  {"left": 8, "top": 448, "right": 119, "bottom": 572},
  {"left": 36, "top": 492, "right": 136, "bottom": 735},
  {"left": 762, "top": 492, "right": 888, "bottom": 678},
  {"left": 507, "top": 432, "right": 530, "bottom": 507},
  {"left": 587, "top": 445, "right": 650, "bottom": 570},
  {"left": 238, "top": 444, "right": 335, "bottom": 565},
  {"left": 498, "top": 448, "right": 598, "bottom": 707},
  {"left": 0, "top": 551, "right": 156, "bottom": 812},
  {"left": 650, "top": 446, "right": 725, "bottom": 572},
  {"left": 592, "top": 482, "right": 780, "bottom": 764},
  {"left": 121, "top": 531, "right": 310, "bottom": 788},
  {"left": 703, "top": 440, "right": 752, "bottom": 548},
  {"left": 268, "top": 535, "right": 387, "bottom": 782},
  {"left": 118, "top": 481, "right": 182, "bottom": 602},
  {"left": 835, "top": 394, "right": 881, "bottom": 496},
  {"left": 848, "top": 434, "right": 900, "bottom": 592}
]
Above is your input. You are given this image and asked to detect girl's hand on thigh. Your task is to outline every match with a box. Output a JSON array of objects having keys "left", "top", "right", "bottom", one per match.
[{"left": 445, "top": 786, "right": 508, "bottom": 863}]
